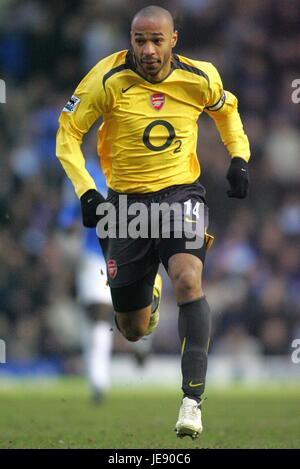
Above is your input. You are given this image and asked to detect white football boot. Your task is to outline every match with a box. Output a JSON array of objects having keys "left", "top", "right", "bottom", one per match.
[{"left": 175, "top": 397, "right": 203, "bottom": 439}]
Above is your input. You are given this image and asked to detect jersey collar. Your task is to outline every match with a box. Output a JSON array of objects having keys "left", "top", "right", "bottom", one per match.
[{"left": 126, "top": 50, "right": 178, "bottom": 84}]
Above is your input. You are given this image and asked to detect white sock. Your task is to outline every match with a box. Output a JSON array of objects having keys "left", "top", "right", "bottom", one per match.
[{"left": 85, "top": 320, "right": 113, "bottom": 392}]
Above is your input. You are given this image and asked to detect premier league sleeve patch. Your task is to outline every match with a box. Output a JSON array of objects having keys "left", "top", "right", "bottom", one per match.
[{"left": 62, "top": 95, "right": 81, "bottom": 112}]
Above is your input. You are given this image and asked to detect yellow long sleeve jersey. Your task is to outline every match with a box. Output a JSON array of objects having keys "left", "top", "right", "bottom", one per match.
[{"left": 56, "top": 49, "right": 250, "bottom": 197}]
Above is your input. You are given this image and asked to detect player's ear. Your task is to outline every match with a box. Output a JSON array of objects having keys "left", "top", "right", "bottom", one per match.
[{"left": 171, "top": 30, "right": 178, "bottom": 48}]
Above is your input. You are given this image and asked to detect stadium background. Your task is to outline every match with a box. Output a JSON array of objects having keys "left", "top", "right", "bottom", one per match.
[{"left": 0, "top": 0, "right": 300, "bottom": 386}]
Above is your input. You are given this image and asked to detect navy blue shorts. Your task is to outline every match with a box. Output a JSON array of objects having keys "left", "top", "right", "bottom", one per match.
[{"left": 99, "top": 179, "right": 210, "bottom": 312}]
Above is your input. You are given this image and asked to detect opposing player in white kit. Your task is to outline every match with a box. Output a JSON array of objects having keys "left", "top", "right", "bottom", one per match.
[
  {"left": 58, "top": 157, "right": 152, "bottom": 401},
  {"left": 58, "top": 157, "right": 113, "bottom": 401}
]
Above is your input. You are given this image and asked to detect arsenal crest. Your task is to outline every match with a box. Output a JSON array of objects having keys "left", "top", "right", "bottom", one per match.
[
  {"left": 107, "top": 259, "right": 117, "bottom": 279},
  {"left": 150, "top": 93, "right": 165, "bottom": 111}
]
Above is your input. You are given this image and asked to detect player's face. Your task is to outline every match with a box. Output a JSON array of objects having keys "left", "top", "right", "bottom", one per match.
[{"left": 131, "top": 16, "right": 178, "bottom": 82}]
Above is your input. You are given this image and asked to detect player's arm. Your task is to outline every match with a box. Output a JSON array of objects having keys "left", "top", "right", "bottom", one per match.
[
  {"left": 56, "top": 65, "right": 107, "bottom": 226},
  {"left": 204, "top": 65, "right": 250, "bottom": 198}
]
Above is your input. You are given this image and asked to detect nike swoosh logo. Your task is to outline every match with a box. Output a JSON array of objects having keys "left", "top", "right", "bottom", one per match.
[
  {"left": 122, "top": 84, "right": 135, "bottom": 93},
  {"left": 189, "top": 381, "right": 204, "bottom": 387},
  {"left": 185, "top": 217, "right": 197, "bottom": 223}
]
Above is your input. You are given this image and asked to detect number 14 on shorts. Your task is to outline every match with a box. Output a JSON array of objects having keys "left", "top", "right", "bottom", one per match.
[{"left": 184, "top": 199, "right": 201, "bottom": 220}]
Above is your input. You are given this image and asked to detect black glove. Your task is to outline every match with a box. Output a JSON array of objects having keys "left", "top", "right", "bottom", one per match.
[
  {"left": 80, "top": 189, "right": 106, "bottom": 227},
  {"left": 226, "top": 157, "right": 249, "bottom": 199}
]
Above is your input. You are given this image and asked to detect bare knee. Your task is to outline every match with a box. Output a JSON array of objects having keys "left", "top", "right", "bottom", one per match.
[
  {"left": 120, "top": 324, "right": 145, "bottom": 342},
  {"left": 168, "top": 254, "right": 203, "bottom": 303},
  {"left": 172, "top": 269, "right": 202, "bottom": 299},
  {"left": 116, "top": 308, "right": 150, "bottom": 342}
]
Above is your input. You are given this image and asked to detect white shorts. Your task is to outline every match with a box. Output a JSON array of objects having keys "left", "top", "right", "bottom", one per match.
[{"left": 77, "top": 253, "right": 111, "bottom": 306}]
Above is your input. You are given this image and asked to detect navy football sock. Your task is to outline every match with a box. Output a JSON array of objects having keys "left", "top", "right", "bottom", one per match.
[{"left": 178, "top": 297, "right": 211, "bottom": 403}]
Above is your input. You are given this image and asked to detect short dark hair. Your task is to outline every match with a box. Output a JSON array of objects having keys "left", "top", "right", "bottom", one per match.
[{"left": 131, "top": 5, "right": 175, "bottom": 31}]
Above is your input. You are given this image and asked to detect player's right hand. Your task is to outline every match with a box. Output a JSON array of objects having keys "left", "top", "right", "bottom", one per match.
[{"left": 80, "top": 189, "right": 106, "bottom": 227}]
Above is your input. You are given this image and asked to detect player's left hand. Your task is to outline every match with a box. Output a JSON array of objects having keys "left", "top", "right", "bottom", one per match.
[{"left": 226, "top": 157, "right": 249, "bottom": 199}]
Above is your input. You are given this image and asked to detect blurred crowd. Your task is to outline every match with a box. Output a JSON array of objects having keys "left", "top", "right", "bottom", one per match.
[{"left": 0, "top": 0, "right": 300, "bottom": 368}]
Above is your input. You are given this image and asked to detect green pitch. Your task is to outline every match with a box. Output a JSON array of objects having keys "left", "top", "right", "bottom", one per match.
[{"left": 0, "top": 378, "right": 299, "bottom": 449}]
